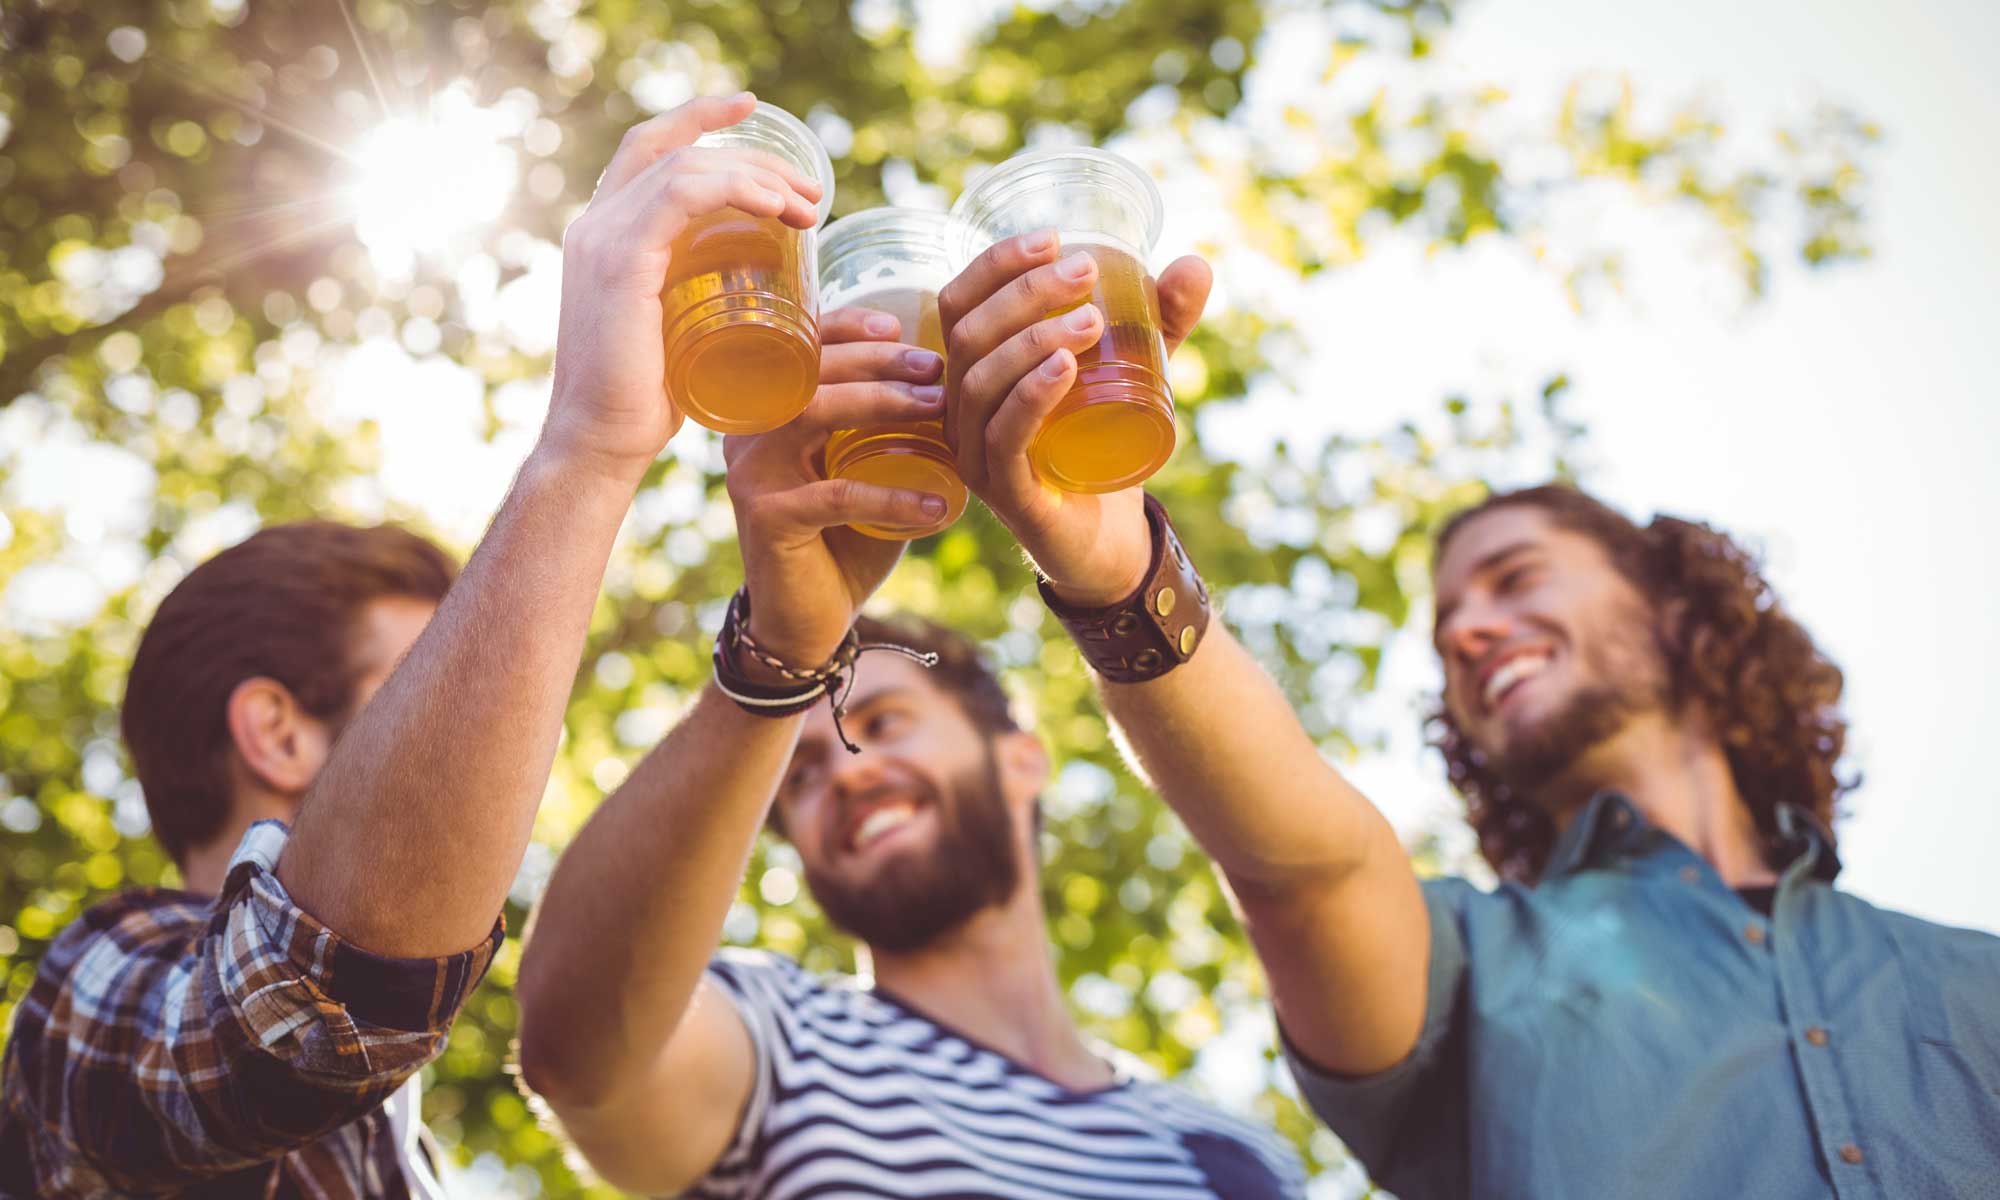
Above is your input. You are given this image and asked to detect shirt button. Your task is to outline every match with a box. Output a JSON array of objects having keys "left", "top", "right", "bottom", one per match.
[
  {"left": 1679, "top": 865, "right": 1700, "bottom": 884},
  {"left": 1744, "top": 923, "right": 1767, "bottom": 946},
  {"left": 1839, "top": 1143, "right": 1864, "bottom": 1165},
  {"left": 1806, "top": 1026, "right": 1829, "bottom": 1047}
]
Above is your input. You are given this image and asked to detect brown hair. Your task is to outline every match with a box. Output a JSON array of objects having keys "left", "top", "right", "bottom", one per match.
[
  {"left": 122, "top": 522, "right": 456, "bottom": 863},
  {"left": 853, "top": 615, "right": 1019, "bottom": 737},
  {"left": 1428, "top": 485, "right": 1853, "bottom": 884}
]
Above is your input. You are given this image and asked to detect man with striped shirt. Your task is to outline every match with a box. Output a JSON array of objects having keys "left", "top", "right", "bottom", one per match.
[{"left": 514, "top": 290, "right": 1306, "bottom": 1193}]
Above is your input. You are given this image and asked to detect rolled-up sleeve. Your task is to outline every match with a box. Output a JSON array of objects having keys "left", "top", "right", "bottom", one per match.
[
  {"left": 2, "top": 820, "right": 503, "bottom": 1192},
  {"left": 1280, "top": 879, "right": 1471, "bottom": 1186}
]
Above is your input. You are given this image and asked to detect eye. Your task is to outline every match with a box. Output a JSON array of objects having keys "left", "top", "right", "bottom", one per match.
[
  {"left": 783, "top": 761, "right": 822, "bottom": 796},
  {"left": 863, "top": 708, "right": 907, "bottom": 740},
  {"left": 1497, "top": 563, "right": 1540, "bottom": 593}
]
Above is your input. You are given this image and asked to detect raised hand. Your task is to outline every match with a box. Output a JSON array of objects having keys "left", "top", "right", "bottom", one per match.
[
  {"left": 937, "top": 232, "right": 1212, "bottom": 607},
  {"left": 723, "top": 307, "right": 949, "bottom": 672},
  {"left": 543, "top": 92, "right": 824, "bottom": 485}
]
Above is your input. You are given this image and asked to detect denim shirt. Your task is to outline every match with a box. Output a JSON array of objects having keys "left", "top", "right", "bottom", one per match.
[{"left": 1285, "top": 793, "right": 2000, "bottom": 1199}]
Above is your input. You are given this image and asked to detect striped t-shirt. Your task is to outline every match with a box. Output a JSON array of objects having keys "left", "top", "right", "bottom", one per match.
[{"left": 688, "top": 949, "right": 1307, "bottom": 1199}]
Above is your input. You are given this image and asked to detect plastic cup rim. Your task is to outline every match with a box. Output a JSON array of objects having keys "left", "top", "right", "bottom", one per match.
[{"left": 948, "top": 145, "right": 1164, "bottom": 266}]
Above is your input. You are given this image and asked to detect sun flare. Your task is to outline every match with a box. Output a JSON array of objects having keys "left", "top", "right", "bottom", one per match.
[{"left": 347, "top": 84, "right": 517, "bottom": 277}]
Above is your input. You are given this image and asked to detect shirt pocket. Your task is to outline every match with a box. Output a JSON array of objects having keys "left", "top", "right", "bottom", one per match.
[{"left": 1888, "top": 923, "right": 2000, "bottom": 1099}]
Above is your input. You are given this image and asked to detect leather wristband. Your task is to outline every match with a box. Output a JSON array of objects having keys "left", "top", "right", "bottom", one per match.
[
  {"left": 1038, "top": 494, "right": 1211, "bottom": 684},
  {"left": 711, "top": 588, "right": 847, "bottom": 719},
  {"left": 711, "top": 587, "right": 939, "bottom": 751}
]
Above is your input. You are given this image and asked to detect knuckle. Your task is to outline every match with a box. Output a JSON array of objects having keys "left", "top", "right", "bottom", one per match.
[
  {"left": 823, "top": 478, "right": 862, "bottom": 510},
  {"left": 1021, "top": 268, "right": 1061, "bottom": 307},
  {"left": 1023, "top": 319, "right": 1057, "bottom": 356},
  {"left": 957, "top": 362, "right": 991, "bottom": 405},
  {"left": 945, "top": 323, "right": 979, "bottom": 365}
]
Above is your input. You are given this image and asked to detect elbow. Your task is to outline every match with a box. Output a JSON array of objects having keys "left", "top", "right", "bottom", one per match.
[
  {"left": 513, "top": 971, "right": 594, "bottom": 1111},
  {"left": 512, "top": 1014, "right": 571, "bottom": 1108}
]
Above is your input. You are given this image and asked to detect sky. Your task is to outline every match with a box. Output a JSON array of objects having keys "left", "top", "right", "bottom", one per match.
[{"left": 1327, "top": 0, "right": 2000, "bottom": 934}]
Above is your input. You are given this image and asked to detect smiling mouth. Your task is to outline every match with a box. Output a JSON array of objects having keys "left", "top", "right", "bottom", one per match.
[
  {"left": 1483, "top": 652, "right": 1552, "bottom": 712},
  {"left": 847, "top": 801, "right": 922, "bottom": 853}
]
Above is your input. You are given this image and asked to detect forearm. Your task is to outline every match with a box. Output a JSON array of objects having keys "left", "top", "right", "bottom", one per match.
[
  {"left": 516, "top": 684, "right": 799, "bottom": 1106},
  {"left": 278, "top": 445, "right": 638, "bottom": 957},
  {"left": 1096, "top": 621, "right": 1430, "bottom": 1072},
  {"left": 1098, "top": 623, "right": 1389, "bottom": 887}
]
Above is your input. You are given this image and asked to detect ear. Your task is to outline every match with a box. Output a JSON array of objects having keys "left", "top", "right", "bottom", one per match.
[
  {"left": 225, "top": 676, "right": 335, "bottom": 796},
  {"left": 994, "top": 730, "right": 1051, "bottom": 808}
]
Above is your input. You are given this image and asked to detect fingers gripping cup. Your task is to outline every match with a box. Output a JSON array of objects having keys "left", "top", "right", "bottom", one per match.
[
  {"left": 661, "top": 102, "right": 836, "bottom": 435},
  {"left": 818, "top": 207, "right": 968, "bottom": 540},
  {"left": 950, "top": 147, "right": 1173, "bottom": 494}
]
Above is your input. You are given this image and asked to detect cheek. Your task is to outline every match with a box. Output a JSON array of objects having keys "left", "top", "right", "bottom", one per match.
[{"left": 1441, "top": 673, "right": 1478, "bottom": 726}]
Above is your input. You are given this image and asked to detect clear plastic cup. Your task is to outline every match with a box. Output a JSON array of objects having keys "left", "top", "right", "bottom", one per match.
[
  {"left": 818, "top": 207, "right": 967, "bottom": 540},
  {"left": 660, "top": 102, "right": 836, "bottom": 435},
  {"left": 949, "top": 147, "right": 1173, "bottom": 494}
]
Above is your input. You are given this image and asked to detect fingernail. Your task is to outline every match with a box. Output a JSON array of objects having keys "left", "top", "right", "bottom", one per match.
[
  {"left": 734, "top": 90, "right": 756, "bottom": 103},
  {"left": 903, "top": 348, "right": 942, "bottom": 375},
  {"left": 1059, "top": 252, "right": 1094, "bottom": 281},
  {"left": 1063, "top": 306, "right": 1099, "bottom": 333},
  {"left": 1023, "top": 229, "right": 1056, "bottom": 254},
  {"left": 864, "top": 314, "right": 900, "bottom": 337},
  {"left": 1042, "top": 351, "right": 1071, "bottom": 379},
  {"left": 911, "top": 384, "right": 944, "bottom": 407},
  {"left": 921, "top": 495, "right": 948, "bottom": 517}
]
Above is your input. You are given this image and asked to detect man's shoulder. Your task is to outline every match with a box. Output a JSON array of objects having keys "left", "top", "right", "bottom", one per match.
[
  {"left": 33, "top": 887, "right": 213, "bottom": 979},
  {"left": 1121, "top": 1077, "right": 1307, "bottom": 1184},
  {"left": 708, "top": 947, "right": 873, "bottom": 1015},
  {"left": 709, "top": 946, "right": 816, "bottom": 991},
  {"left": 1818, "top": 886, "right": 2000, "bottom": 966}
]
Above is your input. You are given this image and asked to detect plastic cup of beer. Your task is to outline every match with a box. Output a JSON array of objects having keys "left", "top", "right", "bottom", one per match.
[
  {"left": 818, "top": 207, "right": 967, "bottom": 540},
  {"left": 660, "top": 101, "right": 836, "bottom": 435},
  {"left": 949, "top": 147, "right": 1172, "bottom": 494}
]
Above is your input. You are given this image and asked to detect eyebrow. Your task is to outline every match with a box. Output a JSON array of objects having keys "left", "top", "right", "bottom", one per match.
[{"left": 1433, "top": 539, "right": 1543, "bottom": 636}]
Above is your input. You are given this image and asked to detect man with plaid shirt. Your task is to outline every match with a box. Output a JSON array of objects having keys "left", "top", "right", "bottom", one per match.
[
  {"left": 0, "top": 523, "right": 495, "bottom": 1197},
  {"left": 0, "top": 94, "right": 820, "bottom": 1196}
]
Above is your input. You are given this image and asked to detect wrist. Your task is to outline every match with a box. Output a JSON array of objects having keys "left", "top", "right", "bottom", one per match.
[
  {"left": 532, "top": 421, "right": 656, "bottom": 494},
  {"left": 512, "top": 440, "right": 646, "bottom": 527},
  {"left": 1040, "top": 553, "right": 1150, "bottom": 611},
  {"left": 738, "top": 618, "right": 849, "bottom": 686},
  {"left": 1041, "top": 495, "right": 1212, "bottom": 685}
]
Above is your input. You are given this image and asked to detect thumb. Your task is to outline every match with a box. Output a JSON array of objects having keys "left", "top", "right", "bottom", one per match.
[{"left": 1157, "top": 254, "right": 1213, "bottom": 356}]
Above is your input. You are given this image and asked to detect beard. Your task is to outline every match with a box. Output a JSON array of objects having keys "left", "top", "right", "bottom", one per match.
[
  {"left": 803, "top": 742, "right": 1022, "bottom": 954},
  {"left": 1489, "top": 611, "right": 1674, "bottom": 796}
]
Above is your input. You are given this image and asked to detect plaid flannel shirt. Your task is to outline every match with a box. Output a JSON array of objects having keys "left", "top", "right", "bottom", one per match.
[{"left": 0, "top": 821, "right": 502, "bottom": 1198}]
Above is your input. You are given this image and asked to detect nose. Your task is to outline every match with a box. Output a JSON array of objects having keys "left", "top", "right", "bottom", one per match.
[
  {"left": 1439, "top": 595, "right": 1511, "bottom": 671},
  {"left": 828, "top": 747, "right": 893, "bottom": 806}
]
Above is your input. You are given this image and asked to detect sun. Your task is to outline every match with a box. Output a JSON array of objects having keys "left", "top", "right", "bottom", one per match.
[{"left": 347, "top": 83, "right": 517, "bottom": 277}]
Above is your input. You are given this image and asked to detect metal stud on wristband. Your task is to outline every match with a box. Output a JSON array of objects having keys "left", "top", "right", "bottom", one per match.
[{"left": 712, "top": 587, "right": 938, "bottom": 752}]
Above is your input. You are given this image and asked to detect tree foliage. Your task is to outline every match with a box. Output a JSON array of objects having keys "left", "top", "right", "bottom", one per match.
[{"left": 0, "top": 0, "right": 1872, "bottom": 1194}]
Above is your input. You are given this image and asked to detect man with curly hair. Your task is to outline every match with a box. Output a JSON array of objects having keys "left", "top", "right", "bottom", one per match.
[
  {"left": 1271, "top": 485, "right": 2000, "bottom": 1198},
  {"left": 900, "top": 222, "right": 1999, "bottom": 1197}
]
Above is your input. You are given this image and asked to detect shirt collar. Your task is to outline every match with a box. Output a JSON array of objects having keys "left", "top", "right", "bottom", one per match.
[{"left": 1542, "top": 792, "right": 1842, "bottom": 883}]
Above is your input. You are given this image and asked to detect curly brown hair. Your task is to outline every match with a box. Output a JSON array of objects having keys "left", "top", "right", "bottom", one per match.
[{"left": 1427, "top": 486, "right": 1854, "bottom": 884}]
